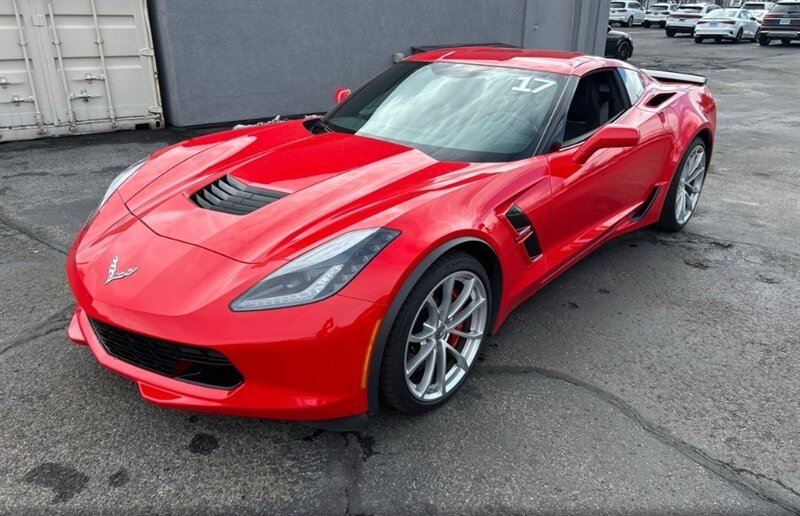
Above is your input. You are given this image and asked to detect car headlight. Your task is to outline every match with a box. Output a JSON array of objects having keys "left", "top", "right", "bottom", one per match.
[
  {"left": 230, "top": 228, "right": 400, "bottom": 311},
  {"left": 88, "top": 159, "right": 147, "bottom": 222}
]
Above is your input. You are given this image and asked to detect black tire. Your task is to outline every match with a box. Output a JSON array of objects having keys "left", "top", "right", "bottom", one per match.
[
  {"left": 616, "top": 41, "right": 632, "bottom": 60},
  {"left": 694, "top": 36, "right": 703, "bottom": 44},
  {"left": 781, "top": 38, "right": 791, "bottom": 46},
  {"left": 759, "top": 34, "right": 770, "bottom": 45},
  {"left": 735, "top": 28, "right": 743, "bottom": 43},
  {"left": 666, "top": 29, "right": 675, "bottom": 38},
  {"left": 643, "top": 20, "right": 651, "bottom": 28},
  {"left": 380, "top": 251, "right": 491, "bottom": 413},
  {"left": 657, "top": 137, "right": 708, "bottom": 232},
  {"left": 625, "top": 16, "right": 633, "bottom": 27},
  {"left": 752, "top": 29, "right": 759, "bottom": 42},
  {"left": 660, "top": 21, "right": 666, "bottom": 28}
]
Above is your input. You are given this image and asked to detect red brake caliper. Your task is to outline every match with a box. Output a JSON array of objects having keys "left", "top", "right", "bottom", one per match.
[{"left": 448, "top": 288, "right": 463, "bottom": 349}]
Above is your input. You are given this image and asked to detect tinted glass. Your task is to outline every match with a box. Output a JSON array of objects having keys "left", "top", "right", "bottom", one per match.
[
  {"left": 611, "top": 2, "right": 627, "bottom": 8},
  {"left": 325, "top": 62, "right": 567, "bottom": 163},
  {"left": 772, "top": 3, "right": 800, "bottom": 13},
  {"left": 743, "top": 3, "right": 768, "bottom": 8},
  {"left": 677, "top": 6, "right": 704, "bottom": 13},
  {"left": 617, "top": 69, "right": 645, "bottom": 103}
]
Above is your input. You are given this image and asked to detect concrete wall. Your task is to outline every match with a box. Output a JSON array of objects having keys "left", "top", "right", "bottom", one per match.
[{"left": 148, "top": 0, "right": 610, "bottom": 127}]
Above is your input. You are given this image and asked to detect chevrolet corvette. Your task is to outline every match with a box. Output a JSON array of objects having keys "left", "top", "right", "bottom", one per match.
[{"left": 66, "top": 48, "right": 716, "bottom": 429}]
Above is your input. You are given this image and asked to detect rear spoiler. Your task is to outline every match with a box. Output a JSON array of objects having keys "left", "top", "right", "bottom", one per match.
[{"left": 642, "top": 69, "right": 707, "bottom": 86}]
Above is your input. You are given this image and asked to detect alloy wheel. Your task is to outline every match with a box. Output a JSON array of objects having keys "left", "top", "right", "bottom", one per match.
[
  {"left": 404, "top": 271, "right": 487, "bottom": 401},
  {"left": 675, "top": 144, "right": 706, "bottom": 225}
]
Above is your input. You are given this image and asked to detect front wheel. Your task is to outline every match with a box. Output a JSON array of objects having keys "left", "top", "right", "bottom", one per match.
[
  {"left": 380, "top": 252, "right": 491, "bottom": 413},
  {"left": 658, "top": 138, "right": 708, "bottom": 232},
  {"left": 616, "top": 41, "right": 632, "bottom": 60}
]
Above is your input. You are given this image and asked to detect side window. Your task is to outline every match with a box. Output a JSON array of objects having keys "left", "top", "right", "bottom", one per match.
[
  {"left": 563, "top": 70, "right": 632, "bottom": 144},
  {"left": 616, "top": 68, "right": 645, "bottom": 104}
]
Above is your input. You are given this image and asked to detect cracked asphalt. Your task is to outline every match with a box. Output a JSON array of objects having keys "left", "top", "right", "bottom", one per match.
[{"left": 1, "top": 27, "right": 798, "bottom": 514}]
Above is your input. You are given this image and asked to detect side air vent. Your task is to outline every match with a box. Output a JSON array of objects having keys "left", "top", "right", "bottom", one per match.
[
  {"left": 505, "top": 204, "right": 542, "bottom": 260},
  {"left": 630, "top": 186, "right": 661, "bottom": 222},
  {"left": 192, "top": 175, "right": 286, "bottom": 215},
  {"left": 646, "top": 92, "right": 676, "bottom": 108}
]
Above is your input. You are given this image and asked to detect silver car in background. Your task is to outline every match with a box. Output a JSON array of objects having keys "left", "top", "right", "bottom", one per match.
[
  {"left": 694, "top": 8, "right": 761, "bottom": 42},
  {"left": 644, "top": 3, "right": 679, "bottom": 28},
  {"left": 609, "top": 0, "right": 646, "bottom": 27},
  {"left": 742, "top": 1, "right": 776, "bottom": 22},
  {"left": 665, "top": 3, "right": 723, "bottom": 37}
]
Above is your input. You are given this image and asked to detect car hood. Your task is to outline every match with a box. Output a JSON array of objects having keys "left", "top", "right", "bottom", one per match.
[{"left": 123, "top": 120, "right": 492, "bottom": 263}]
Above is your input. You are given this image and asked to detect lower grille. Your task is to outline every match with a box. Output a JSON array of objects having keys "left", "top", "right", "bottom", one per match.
[{"left": 89, "top": 319, "right": 243, "bottom": 389}]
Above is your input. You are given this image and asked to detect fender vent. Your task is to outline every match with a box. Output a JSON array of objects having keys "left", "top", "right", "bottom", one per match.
[
  {"left": 646, "top": 92, "right": 676, "bottom": 108},
  {"left": 631, "top": 186, "right": 661, "bottom": 222},
  {"left": 192, "top": 175, "right": 286, "bottom": 215},
  {"left": 505, "top": 205, "right": 542, "bottom": 259}
]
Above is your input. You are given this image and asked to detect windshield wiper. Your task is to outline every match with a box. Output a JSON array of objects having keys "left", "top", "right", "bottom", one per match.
[{"left": 310, "top": 117, "right": 334, "bottom": 134}]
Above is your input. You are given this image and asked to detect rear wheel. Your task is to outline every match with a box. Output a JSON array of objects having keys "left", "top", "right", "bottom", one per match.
[
  {"left": 714, "top": 36, "right": 722, "bottom": 43},
  {"left": 626, "top": 16, "right": 634, "bottom": 27},
  {"left": 643, "top": 20, "right": 652, "bottom": 28},
  {"left": 658, "top": 138, "right": 708, "bottom": 232},
  {"left": 735, "top": 28, "right": 743, "bottom": 43},
  {"left": 666, "top": 29, "right": 676, "bottom": 37},
  {"left": 694, "top": 36, "right": 704, "bottom": 43},
  {"left": 660, "top": 21, "right": 666, "bottom": 28},
  {"left": 781, "top": 38, "right": 792, "bottom": 46},
  {"left": 380, "top": 252, "right": 490, "bottom": 413},
  {"left": 759, "top": 34, "right": 770, "bottom": 45}
]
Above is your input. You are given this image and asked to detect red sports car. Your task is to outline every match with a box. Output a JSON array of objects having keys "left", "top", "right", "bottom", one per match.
[{"left": 66, "top": 48, "right": 716, "bottom": 429}]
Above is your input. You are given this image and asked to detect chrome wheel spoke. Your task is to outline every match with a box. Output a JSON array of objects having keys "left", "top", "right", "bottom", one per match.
[
  {"left": 438, "top": 276, "right": 455, "bottom": 323},
  {"left": 415, "top": 352, "right": 436, "bottom": 395},
  {"left": 446, "top": 296, "right": 486, "bottom": 330},
  {"left": 405, "top": 340, "right": 435, "bottom": 376},
  {"left": 449, "top": 328, "right": 483, "bottom": 340},
  {"left": 409, "top": 322, "right": 437, "bottom": 343},
  {"left": 444, "top": 340, "right": 469, "bottom": 370},
  {"left": 435, "top": 339, "right": 447, "bottom": 394},
  {"left": 448, "top": 278, "right": 475, "bottom": 319}
]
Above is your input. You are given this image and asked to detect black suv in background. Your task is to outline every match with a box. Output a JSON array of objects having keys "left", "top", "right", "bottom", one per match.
[{"left": 759, "top": 1, "right": 800, "bottom": 45}]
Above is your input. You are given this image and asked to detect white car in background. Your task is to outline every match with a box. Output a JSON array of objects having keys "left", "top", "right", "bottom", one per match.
[
  {"left": 665, "top": 4, "right": 723, "bottom": 37},
  {"left": 741, "top": 1, "right": 776, "bottom": 21},
  {"left": 694, "top": 8, "right": 761, "bottom": 42},
  {"left": 609, "top": 1, "right": 646, "bottom": 27},
  {"left": 643, "top": 3, "right": 680, "bottom": 28}
]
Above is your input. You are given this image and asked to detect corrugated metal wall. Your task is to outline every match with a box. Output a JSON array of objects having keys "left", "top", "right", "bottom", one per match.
[{"left": 149, "top": 0, "right": 610, "bottom": 127}]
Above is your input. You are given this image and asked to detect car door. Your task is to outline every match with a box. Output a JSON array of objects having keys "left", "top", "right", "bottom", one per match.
[
  {"left": 633, "top": 2, "right": 646, "bottom": 22},
  {"left": 537, "top": 68, "right": 671, "bottom": 273}
]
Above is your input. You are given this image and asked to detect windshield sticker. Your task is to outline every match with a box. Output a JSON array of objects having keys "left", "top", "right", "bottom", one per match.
[{"left": 512, "top": 77, "right": 557, "bottom": 94}]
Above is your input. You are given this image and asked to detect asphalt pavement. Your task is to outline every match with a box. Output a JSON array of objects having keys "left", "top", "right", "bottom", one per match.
[{"left": 1, "top": 27, "right": 798, "bottom": 514}]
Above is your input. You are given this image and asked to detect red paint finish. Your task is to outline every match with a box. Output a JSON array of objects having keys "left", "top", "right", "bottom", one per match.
[{"left": 66, "top": 49, "right": 716, "bottom": 422}]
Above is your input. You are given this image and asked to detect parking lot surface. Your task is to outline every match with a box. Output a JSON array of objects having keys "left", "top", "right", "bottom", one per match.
[{"left": 1, "top": 27, "right": 799, "bottom": 514}]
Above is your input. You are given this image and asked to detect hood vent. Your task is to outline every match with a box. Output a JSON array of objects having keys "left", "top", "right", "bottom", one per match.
[{"left": 192, "top": 175, "right": 286, "bottom": 215}]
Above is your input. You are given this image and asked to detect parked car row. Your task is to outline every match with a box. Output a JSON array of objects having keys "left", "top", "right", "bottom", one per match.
[{"left": 608, "top": 1, "right": 800, "bottom": 47}]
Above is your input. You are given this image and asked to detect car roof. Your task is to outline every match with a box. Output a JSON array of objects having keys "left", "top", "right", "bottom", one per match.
[{"left": 406, "top": 47, "right": 617, "bottom": 76}]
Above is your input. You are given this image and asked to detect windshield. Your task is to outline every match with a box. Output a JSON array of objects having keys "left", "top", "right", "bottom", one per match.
[
  {"left": 772, "top": 3, "right": 800, "bottom": 14},
  {"left": 325, "top": 62, "right": 567, "bottom": 162},
  {"left": 611, "top": 2, "right": 627, "bottom": 8}
]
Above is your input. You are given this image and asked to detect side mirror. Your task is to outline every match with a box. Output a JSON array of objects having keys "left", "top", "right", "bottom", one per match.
[
  {"left": 333, "top": 87, "right": 351, "bottom": 104},
  {"left": 573, "top": 125, "right": 640, "bottom": 165}
]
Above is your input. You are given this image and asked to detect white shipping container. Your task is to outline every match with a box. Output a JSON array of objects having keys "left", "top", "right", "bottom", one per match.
[{"left": 0, "top": 0, "right": 162, "bottom": 141}]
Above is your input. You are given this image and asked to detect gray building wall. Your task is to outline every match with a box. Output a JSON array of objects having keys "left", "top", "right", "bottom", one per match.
[{"left": 148, "top": 0, "right": 610, "bottom": 127}]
